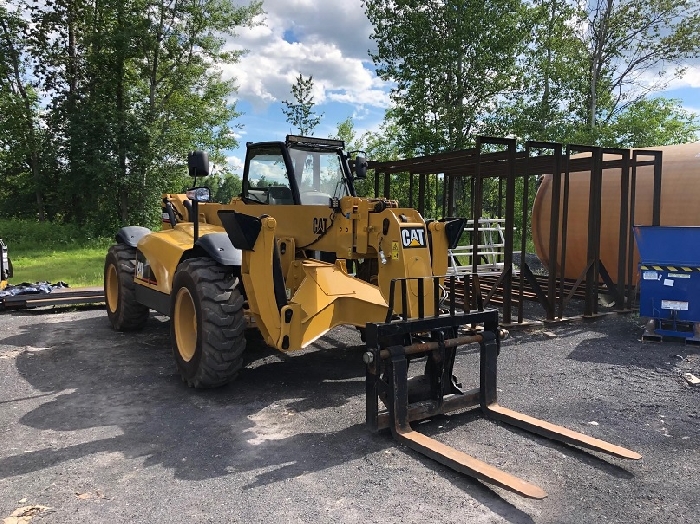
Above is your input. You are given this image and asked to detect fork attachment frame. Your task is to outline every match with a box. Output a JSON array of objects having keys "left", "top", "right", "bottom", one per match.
[{"left": 364, "top": 280, "right": 640, "bottom": 499}]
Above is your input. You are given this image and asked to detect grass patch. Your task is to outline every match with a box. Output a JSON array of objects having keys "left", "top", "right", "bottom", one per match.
[
  {"left": 9, "top": 243, "right": 111, "bottom": 287},
  {"left": 1, "top": 218, "right": 112, "bottom": 288}
]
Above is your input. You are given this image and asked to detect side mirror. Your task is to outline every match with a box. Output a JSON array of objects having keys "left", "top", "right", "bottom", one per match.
[
  {"left": 353, "top": 155, "right": 368, "bottom": 180},
  {"left": 186, "top": 187, "right": 211, "bottom": 202},
  {"left": 188, "top": 151, "right": 209, "bottom": 177}
]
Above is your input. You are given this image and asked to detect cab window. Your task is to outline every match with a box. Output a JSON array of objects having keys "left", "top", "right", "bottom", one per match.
[
  {"left": 290, "top": 147, "right": 350, "bottom": 205},
  {"left": 244, "top": 147, "right": 294, "bottom": 205}
]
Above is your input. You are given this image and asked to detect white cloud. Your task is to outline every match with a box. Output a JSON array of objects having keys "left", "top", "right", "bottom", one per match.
[
  {"left": 256, "top": 0, "right": 375, "bottom": 60},
  {"left": 225, "top": 155, "right": 244, "bottom": 171},
  {"left": 222, "top": 0, "right": 389, "bottom": 111},
  {"left": 682, "top": 104, "right": 700, "bottom": 116},
  {"left": 664, "top": 64, "right": 700, "bottom": 90},
  {"left": 626, "top": 59, "right": 700, "bottom": 95}
]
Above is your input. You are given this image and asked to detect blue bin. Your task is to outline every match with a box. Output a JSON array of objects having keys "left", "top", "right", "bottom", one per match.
[{"left": 633, "top": 226, "right": 700, "bottom": 342}]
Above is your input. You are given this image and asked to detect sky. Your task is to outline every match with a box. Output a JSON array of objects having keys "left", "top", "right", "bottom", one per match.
[{"left": 218, "top": 0, "right": 700, "bottom": 174}]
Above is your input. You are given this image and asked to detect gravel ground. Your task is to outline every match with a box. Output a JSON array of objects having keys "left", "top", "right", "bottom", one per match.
[{"left": 0, "top": 306, "right": 698, "bottom": 523}]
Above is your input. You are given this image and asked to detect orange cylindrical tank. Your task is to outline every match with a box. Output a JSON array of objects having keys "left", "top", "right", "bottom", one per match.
[{"left": 531, "top": 142, "right": 700, "bottom": 284}]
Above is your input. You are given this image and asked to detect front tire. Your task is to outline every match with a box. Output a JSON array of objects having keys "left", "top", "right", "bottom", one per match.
[
  {"left": 170, "top": 258, "right": 246, "bottom": 388},
  {"left": 104, "top": 244, "right": 150, "bottom": 331}
]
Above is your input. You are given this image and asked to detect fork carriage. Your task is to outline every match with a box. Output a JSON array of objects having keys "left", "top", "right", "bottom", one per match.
[{"left": 364, "top": 276, "right": 640, "bottom": 499}]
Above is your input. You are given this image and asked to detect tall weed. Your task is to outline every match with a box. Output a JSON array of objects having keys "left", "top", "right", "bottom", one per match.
[{"left": 0, "top": 218, "right": 109, "bottom": 251}]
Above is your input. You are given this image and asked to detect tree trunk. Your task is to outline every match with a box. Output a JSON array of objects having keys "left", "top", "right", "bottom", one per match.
[
  {"left": 0, "top": 17, "right": 46, "bottom": 221},
  {"left": 540, "top": 0, "right": 556, "bottom": 134},
  {"left": 29, "top": 147, "right": 44, "bottom": 221},
  {"left": 67, "top": 0, "right": 82, "bottom": 223},
  {"left": 116, "top": 0, "right": 129, "bottom": 224},
  {"left": 588, "top": 0, "right": 613, "bottom": 131}
]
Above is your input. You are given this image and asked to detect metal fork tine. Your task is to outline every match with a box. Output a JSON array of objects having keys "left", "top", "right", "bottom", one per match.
[{"left": 485, "top": 404, "right": 641, "bottom": 460}]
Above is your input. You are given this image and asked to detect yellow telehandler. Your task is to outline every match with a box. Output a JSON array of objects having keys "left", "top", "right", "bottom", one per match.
[{"left": 104, "top": 135, "right": 639, "bottom": 499}]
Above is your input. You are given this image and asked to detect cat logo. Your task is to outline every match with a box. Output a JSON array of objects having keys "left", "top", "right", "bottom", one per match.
[
  {"left": 401, "top": 226, "right": 426, "bottom": 248},
  {"left": 135, "top": 251, "right": 157, "bottom": 284},
  {"left": 313, "top": 217, "right": 328, "bottom": 234}
]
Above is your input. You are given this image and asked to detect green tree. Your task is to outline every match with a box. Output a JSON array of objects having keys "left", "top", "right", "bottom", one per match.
[
  {"left": 331, "top": 116, "right": 403, "bottom": 200},
  {"left": 282, "top": 74, "right": 323, "bottom": 136},
  {"left": 332, "top": 116, "right": 363, "bottom": 152},
  {"left": 582, "top": 0, "right": 700, "bottom": 134},
  {"left": 123, "top": 0, "right": 262, "bottom": 228},
  {"left": 488, "top": 0, "right": 588, "bottom": 143},
  {"left": 597, "top": 98, "right": 700, "bottom": 147},
  {"left": 0, "top": 7, "right": 45, "bottom": 220},
  {"left": 216, "top": 174, "right": 243, "bottom": 204},
  {"left": 332, "top": 114, "right": 447, "bottom": 216},
  {"left": 490, "top": 0, "right": 700, "bottom": 147},
  {"left": 203, "top": 173, "right": 243, "bottom": 204},
  {"left": 364, "top": 0, "right": 528, "bottom": 154},
  {"left": 7, "top": 0, "right": 261, "bottom": 233}
]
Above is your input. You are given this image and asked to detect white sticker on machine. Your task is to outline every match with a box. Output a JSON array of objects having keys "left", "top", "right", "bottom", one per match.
[
  {"left": 642, "top": 271, "right": 658, "bottom": 280},
  {"left": 661, "top": 300, "right": 689, "bottom": 311}
]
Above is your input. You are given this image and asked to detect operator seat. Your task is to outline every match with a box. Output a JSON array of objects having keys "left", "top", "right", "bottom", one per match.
[{"left": 267, "top": 186, "right": 294, "bottom": 205}]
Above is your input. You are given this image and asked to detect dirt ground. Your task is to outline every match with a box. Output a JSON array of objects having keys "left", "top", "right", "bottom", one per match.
[{"left": 0, "top": 306, "right": 698, "bottom": 523}]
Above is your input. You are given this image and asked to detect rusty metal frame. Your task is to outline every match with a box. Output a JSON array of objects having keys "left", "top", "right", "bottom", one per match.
[
  {"left": 524, "top": 141, "right": 562, "bottom": 322},
  {"left": 564, "top": 145, "right": 603, "bottom": 317},
  {"left": 474, "top": 137, "right": 517, "bottom": 323},
  {"left": 603, "top": 147, "right": 631, "bottom": 313},
  {"left": 368, "top": 138, "right": 663, "bottom": 324},
  {"left": 628, "top": 150, "right": 663, "bottom": 310}
]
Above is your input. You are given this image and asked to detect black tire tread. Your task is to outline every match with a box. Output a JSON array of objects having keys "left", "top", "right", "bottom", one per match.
[
  {"left": 105, "top": 244, "right": 150, "bottom": 331},
  {"left": 174, "top": 258, "right": 246, "bottom": 388}
]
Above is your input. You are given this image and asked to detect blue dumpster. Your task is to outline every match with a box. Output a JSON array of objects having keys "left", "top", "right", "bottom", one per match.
[{"left": 633, "top": 226, "right": 700, "bottom": 343}]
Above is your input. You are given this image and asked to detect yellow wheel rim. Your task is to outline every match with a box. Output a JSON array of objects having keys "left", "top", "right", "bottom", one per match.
[
  {"left": 106, "top": 264, "right": 119, "bottom": 314},
  {"left": 174, "top": 287, "right": 197, "bottom": 362}
]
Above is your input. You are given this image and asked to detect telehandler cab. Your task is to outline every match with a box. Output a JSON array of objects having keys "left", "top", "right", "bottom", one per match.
[{"left": 104, "top": 135, "right": 639, "bottom": 498}]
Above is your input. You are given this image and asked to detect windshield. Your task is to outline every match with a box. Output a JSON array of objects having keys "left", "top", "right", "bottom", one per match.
[{"left": 289, "top": 146, "right": 350, "bottom": 205}]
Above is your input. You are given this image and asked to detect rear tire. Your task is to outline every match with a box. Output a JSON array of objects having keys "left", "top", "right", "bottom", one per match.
[
  {"left": 104, "top": 244, "right": 150, "bottom": 331},
  {"left": 170, "top": 258, "right": 246, "bottom": 388}
]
